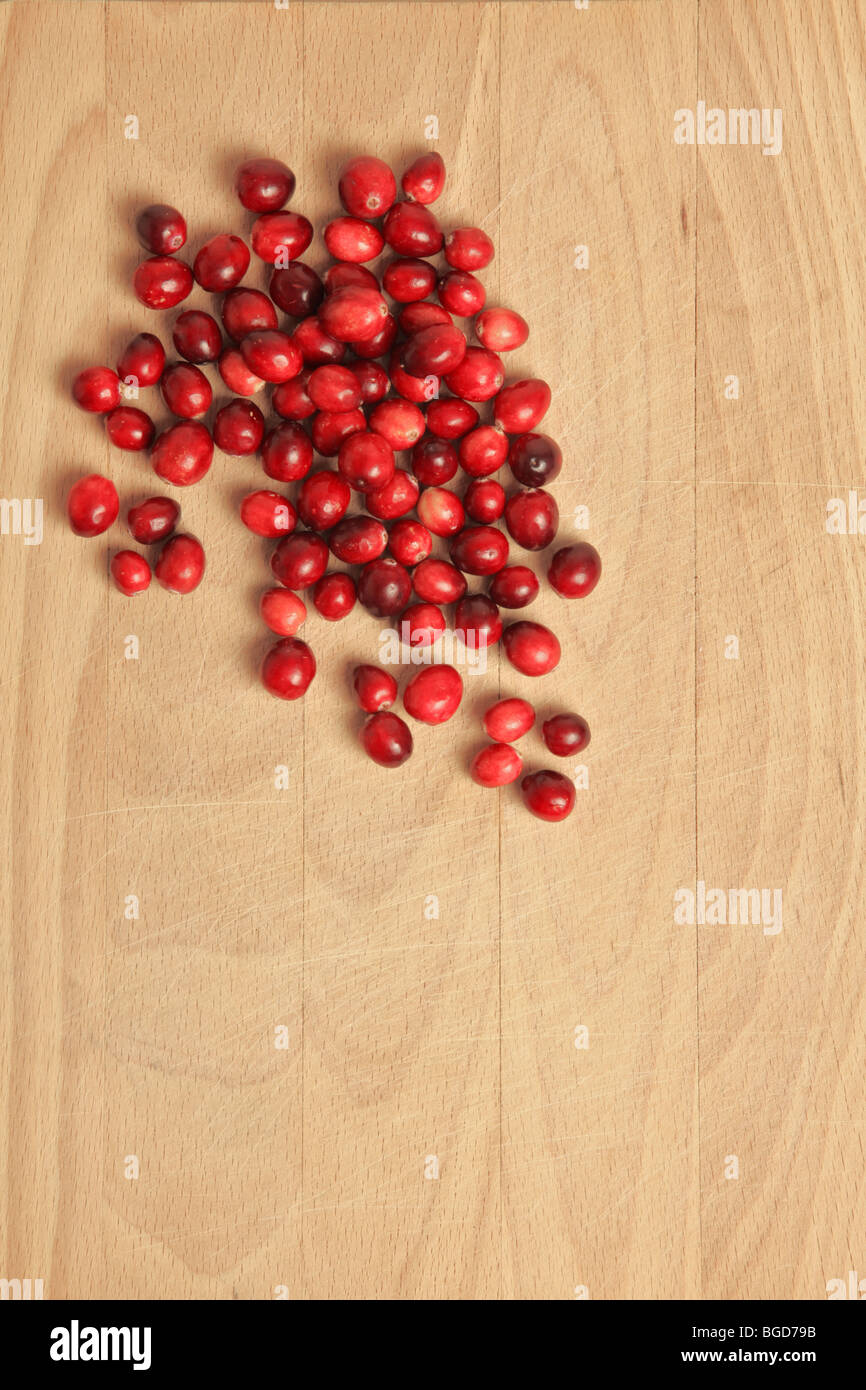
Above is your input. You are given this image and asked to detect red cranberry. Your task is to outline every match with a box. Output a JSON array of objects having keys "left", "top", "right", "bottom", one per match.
[
  {"left": 369, "top": 399, "right": 425, "bottom": 450},
  {"left": 444, "top": 226, "right": 494, "bottom": 271},
  {"left": 494, "top": 378, "right": 551, "bottom": 432},
  {"left": 291, "top": 316, "right": 345, "bottom": 365},
  {"left": 110, "top": 550, "right": 151, "bottom": 595},
  {"left": 329, "top": 515, "right": 388, "bottom": 565},
  {"left": 261, "top": 421, "right": 314, "bottom": 481},
  {"left": 127, "top": 496, "right": 179, "bottom": 545},
  {"left": 160, "top": 362, "right": 212, "bottom": 419},
  {"left": 172, "top": 309, "right": 222, "bottom": 363},
  {"left": 383, "top": 202, "right": 443, "bottom": 256},
  {"left": 270, "top": 262, "right": 324, "bottom": 316},
  {"left": 324, "top": 216, "right": 384, "bottom": 264},
  {"left": 261, "top": 636, "right": 316, "bottom": 700},
  {"left": 509, "top": 433, "right": 562, "bottom": 486},
  {"left": 353, "top": 664, "right": 398, "bottom": 713},
  {"left": 505, "top": 488, "right": 559, "bottom": 551},
  {"left": 389, "top": 351, "right": 439, "bottom": 403},
  {"left": 459, "top": 424, "right": 508, "bottom": 477},
  {"left": 483, "top": 697, "right": 535, "bottom": 742},
  {"left": 426, "top": 397, "right": 479, "bottom": 439},
  {"left": 117, "top": 333, "right": 165, "bottom": 388},
  {"left": 455, "top": 593, "right": 502, "bottom": 647},
  {"left": 399, "top": 301, "right": 452, "bottom": 334},
  {"left": 213, "top": 398, "right": 265, "bottom": 455},
  {"left": 339, "top": 155, "right": 397, "bottom": 218},
  {"left": 502, "top": 621, "right": 561, "bottom": 676},
  {"left": 135, "top": 204, "right": 186, "bottom": 255},
  {"left": 240, "top": 489, "right": 296, "bottom": 538},
  {"left": 444, "top": 346, "right": 504, "bottom": 402},
  {"left": 297, "top": 470, "right": 351, "bottom": 530},
  {"left": 412, "top": 557, "right": 466, "bottom": 605},
  {"left": 401, "top": 151, "right": 445, "bottom": 205},
  {"left": 361, "top": 711, "right": 413, "bottom": 768},
  {"left": 324, "top": 262, "right": 379, "bottom": 294},
  {"left": 521, "top": 770, "right": 575, "bottom": 822},
  {"left": 105, "top": 406, "right": 154, "bottom": 451},
  {"left": 464, "top": 478, "right": 505, "bottom": 523},
  {"left": 471, "top": 743, "right": 522, "bottom": 787},
  {"left": 382, "top": 257, "right": 437, "bottom": 302},
  {"left": 349, "top": 360, "right": 389, "bottom": 404},
  {"left": 449, "top": 525, "right": 509, "bottom": 575},
  {"left": 235, "top": 157, "right": 295, "bottom": 212},
  {"left": 411, "top": 437, "right": 458, "bottom": 486},
  {"left": 403, "top": 664, "right": 463, "bottom": 724},
  {"left": 260, "top": 587, "right": 306, "bottom": 636},
  {"left": 312, "top": 571, "right": 357, "bottom": 620},
  {"left": 307, "top": 364, "right": 362, "bottom": 413},
  {"left": 72, "top": 366, "right": 120, "bottom": 413},
  {"left": 475, "top": 307, "right": 528, "bottom": 352},
  {"left": 271, "top": 531, "right": 329, "bottom": 590},
  {"left": 402, "top": 323, "right": 466, "bottom": 377},
  {"left": 338, "top": 431, "right": 395, "bottom": 493},
  {"left": 399, "top": 602, "right": 446, "bottom": 647},
  {"left": 221, "top": 287, "right": 277, "bottom": 340},
  {"left": 250, "top": 211, "right": 313, "bottom": 264},
  {"left": 349, "top": 313, "right": 398, "bottom": 360},
  {"left": 154, "top": 533, "right": 205, "bottom": 594},
  {"left": 133, "top": 256, "right": 193, "bottom": 309},
  {"left": 218, "top": 347, "right": 265, "bottom": 396},
  {"left": 366, "top": 470, "right": 420, "bottom": 521},
  {"left": 417, "top": 486, "right": 464, "bottom": 538},
  {"left": 542, "top": 713, "right": 590, "bottom": 757},
  {"left": 489, "top": 564, "right": 539, "bottom": 609},
  {"left": 151, "top": 421, "right": 213, "bottom": 486},
  {"left": 67, "top": 474, "right": 119, "bottom": 537},
  {"left": 310, "top": 408, "right": 365, "bottom": 456},
  {"left": 438, "top": 270, "right": 485, "bottom": 317},
  {"left": 241, "top": 330, "right": 302, "bottom": 384},
  {"left": 358, "top": 556, "right": 412, "bottom": 617},
  {"left": 319, "top": 285, "right": 388, "bottom": 342},
  {"left": 548, "top": 542, "right": 601, "bottom": 598},
  {"left": 193, "top": 233, "right": 249, "bottom": 291},
  {"left": 273, "top": 371, "right": 316, "bottom": 420}
]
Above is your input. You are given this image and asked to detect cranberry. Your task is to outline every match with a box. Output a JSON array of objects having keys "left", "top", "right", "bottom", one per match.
[
  {"left": 449, "top": 525, "right": 508, "bottom": 575},
  {"left": 475, "top": 307, "right": 528, "bottom": 353},
  {"left": 508, "top": 433, "right": 562, "bottom": 486},
  {"left": 117, "top": 332, "right": 165, "bottom": 389},
  {"left": 105, "top": 406, "right": 154, "bottom": 451},
  {"left": 401, "top": 151, "right": 445, "bottom": 205},
  {"left": 160, "top": 362, "right": 212, "bottom": 418},
  {"left": 505, "top": 488, "right": 559, "bottom": 551},
  {"left": 133, "top": 256, "right": 193, "bottom": 309},
  {"left": 445, "top": 226, "right": 494, "bottom": 271},
  {"left": 292, "top": 316, "right": 345, "bottom": 366},
  {"left": 307, "top": 364, "right": 362, "bottom": 413},
  {"left": 312, "top": 571, "right": 357, "bottom": 620},
  {"left": 369, "top": 399, "right": 425, "bottom": 450},
  {"left": 270, "top": 262, "right": 324, "bottom": 317},
  {"left": 412, "top": 437, "right": 458, "bottom": 486},
  {"left": 382, "top": 257, "right": 437, "bottom": 302},
  {"left": 400, "top": 602, "right": 446, "bottom": 647},
  {"left": 151, "top": 421, "right": 213, "bottom": 486},
  {"left": 261, "top": 421, "right": 314, "bottom": 481},
  {"left": 221, "top": 287, "right": 278, "bottom": 340},
  {"left": 135, "top": 203, "right": 186, "bottom": 255},
  {"left": 417, "top": 486, "right": 464, "bottom": 538},
  {"left": 261, "top": 636, "right": 316, "bottom": 700},
  {"left": 218, "top": 347, "right": 265, "bottom": 396},
  {"left": 127, "top": 496, "right": 179, "bottom": 545},
  {"left": 324, "top": 216, "right": 384, "bottom": 264},
  {"left": 399, "top": 302, "right": 452, "bottom": 334},
  {"left": 172, "top": 309, "right": 222, "bottom": 363},
  {"left": 402, "top": 323, "right": 466, "bottom": 377},
  {"left": 403, "top": 664, "right": 463, "bottom": 724},
  {"left": 459, "top": 424, "right": 508, "bottom": 477},
  {"left": 67, "top": 474, "right": 119, "bottom": 537},
  {"left": 361, "top": 711, "right": 413, "bottom": 768},
  {"left": 349, "top": 360, "right": 389, "bottom": 404},
  {"left": 455, "top": 593, "right": 502, "bottom": 647},
  {"left": 273, "top": 371, "right": 316, "bottom": 420},
  {"left": 366, "top": 470, "right": 420, "bottom": 521},
  {"left": 297, "top": 470, "right": 351, "bottom": 530},
  {"left": 542, "top": 713, "right": 591, "bottom": 757},
  {"left": 270, "top": 531, "right": 329, "bottom": 590},
  {"left": 320, "top": 286, "right": 389, "bottom": 343},
  {"left": 241, "top": 330, "right": 302, "bottom": 384},
  {"left": 329, "top": 515, "right": 388, "bottom": 565},
  {"left": 353, "top": 664, "right": 398, "bottom": 712},
  {"left": 502, "top": 621, "right": 561, "bottom": 676},
  {"left": 438, "top": 270, "right": 486, "bottom": 317},
  {"left": 358, "top": 556, "right": 412, "bottom": 616},
  {"left": 521, "top": 770, "right": 575, "bottom": 822},
  {"left": 193, "top": 233, "right": 249, "bottom": 291},
  {"left": 412, "top": 557, "right": 466, "bottom": 605},
  {"left": 235, "top": 157, "right": 295, "bottom": 212},
  {"left": 240, "top": 490, "right": 296, "bottom": 538},
  {"left": 260, "top": 587, "right": 306, "bottom": 636},
  {"left": 471, "top": 743, "right": 522, "bottom": 787},
  {"left": 310, "top": 408, "right": 365, "bottom": 456},
  {"left": 444, "top": 346, "right": 504, "bottom": 402},
  {"left": 388, "top": 350, "right": 439, "bottom": 404},
  {"left": 154, "top": 533, "right": 205, "bottom": 594},
  {"left": 494, "top": 378, "right": 552, "bottom": 433},
  {"left": 214, "top": 398, "right": 265, "bottom": 455},
  {"left": 464, "top": 478, "right": 505, "bottom": 523},
  {"left": 426, "top": 397, "right": 479, "bottom": 439},
  {"left": 72, "top": 366, "right": 120, "bottom": 413},
  {"left": 349, "top": 313, "right": 398, "bottom": 360},
  {"left": 339, "top": 155, "right": 397, "bottom": 218},
  {"left": 338, "top": 431, "right": 395, "bottom": 493},
  {"left": 483, "top": 697, "right": 535, "bottom": 742},
  {"left": 489, "top": 564, "right": 539, "bottom": 608},
  {"left": 250, "top": 211, "right": 313, "bottom": 264},
  {"left": 548, "top": 542, "right": 601, "bottom": 598},
  {"left": 110, "top": 549, "right": 151, "bottom": 596},
  {"left": 383, "top": 202, "right": 443, "bottom": 256},
  {"left": 324, "top": 262, "right": 379, "bottom": 294}
]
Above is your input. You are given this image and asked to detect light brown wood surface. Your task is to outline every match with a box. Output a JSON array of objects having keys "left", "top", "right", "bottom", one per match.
[{"left": 0, "top": 0, "right": 863, "bottom": 1300}]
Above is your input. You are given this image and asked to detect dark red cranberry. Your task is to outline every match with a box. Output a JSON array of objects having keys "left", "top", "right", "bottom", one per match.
[
  {"left": 438, "top": 270, "right": 485, "bottom": 317},
  {"left": 310, "top": 408, "right": 365, "bottom": 456},
  {"left": 389, "top": 520, "right": 433, "bottom": 567},
  {"left": 399, "top": 602, "right": 446, "bottom": 647},
  {"left": 260, "top": 588, "right": 306, "bottom": 637},
  {"left": 400, "top": 151, "right": 445, "bottom": 205},
  {"left": 297, "top": 470, "right": 351, "bottom": 530},
  {"left": 260, "top": 636, "right": 316, "bottom": 700},
  {"left": 388, "top": 350, "right": 439, "bottom": 404},
  {"left": 411, "top": 437, "right": 458, "bottom": 486},
  {"left": 471, "top": 743, "right": 522, "bottom": 787},
  {"left": 521, "top": 770, "right": 575, "bottom": 822},
  {"left": 443, "top": 346, "right": 504, "bottom": 402},
  {"left": 366, "top": 470, "right": 420, "bottom": 521},
  {"left": 291, "top": 316, "right": 345, "bottom": 366},
  {"left": 151, "top": 421, "right": 213, "bottom": 486},
  {"left": 483, "top": 697, "right": 535, "bottom": 742},
  {"left": 402, "top": 323, "right": 466, "bottom": 377},
  {"left": 313, "top": 571, "right": 357, "bottom": 620},
  {"left": 307, "top": 364, "right": 362, "bottom": 413},
  {"left": 417, "top": 486, "right": 464, "bottom": 538},
  {"left": 412, "top": 557, "right": 466, "bottom": 605},
  {"left": 399, "top": 301, "right": 452, "bottom": 334},
  {"left": 463, "top": 478, "right": 505, "bottom": 523},
  {"left": 105, "top": 406, "right": 154, "bottom": 451},
  {"left": 505, "top": 488, "right": 559, "bottom": 551},
  {"left": 349, "top": 313, "right": 398, "bottom": 360},
  {"left": 426, "top": 397, "right": 479, "bottom": 439},
  {"left": 444, "top": 226, "right": 495, "bottom": 271},
  {"left": 449, "top": 525, "right": 509, "bottom": 575},
  {"left": 542, "top": 713, "right": 591, "bottom": 757},
  {"left": 214, "top": 399, "right": 265, "bottom": 455},
  {"left": 328, "top": 515, "right": 388, "bottom": 565},
  {"left": 72, "top": 366, "right": 120, "bottom": 413},
  {"left": 235, "top": 158, "right": 295, "bottom": 212},
  {"left": 369, "top": 399, "right": 425, "bottom": 450},
  {"left": 127, "top": 496, "right": 179, "bottom": 545},
  {"left": 110, "top": 550, "right": 151, "bottom": 596},
  {"left": 475, "top": 306, "right": 529, "bottom": 352},
  {"left": 272, "top": 371, "right": 316, "bottom": 420},
  {"left": 338, "top": 431, "right": 395, "bottom": 493},
  {"left": 382, "top": 257, "right": 437, "bottom": 302},
  {"left": 270, "top": 262, "right": 324, "bottom": 316},
  {"left": 160, "top": 362, "right": 212, "bottom": 418},
  {"left": 454, "top": 593, "right": 502, "bottom": 647},
  {"left": 548, "top": 542, "right": 601, "bottom": 598},
  {"left": 270, "top": 531, "right": 329, "bottom": 590},
  {"left": 261, "top": 421, "right": 315, "bottom": 482},
  {"left": 494, "top": 378, "right": 551, "bottom": 432},
  {"left": 323, "top": 217, "right": 384, "bottom": 264},
  {"left": 136, "top": 203, "right": 186, "bottom": 255},
  {"left": 117, "top": 333, "right": 165, "bottom": 388},
  {"left": 250, "top": 211, "right": 313, "bottom": 264},
  {"left": 353, "top": 664, "right": 398, "bottom": 713},
  {"left": 133, "top": 256, "right": 193, "bottom": 309},
  {"left": 508, "top": 433, "right": 562, "bottom": 486},
  {"left": 221, "top": 287, "right": 277, "bottom": 340},
  {"left": 502, "top": 621, "right": 561, "bottom": 676},
  {"left": 218, "top": 347, "right": 265, "bottom": 396},
  {"left": 193, "top": 234, "right": 249, "bottom": 291},
  {"left": 339, "top": 155, "right": 397, "bottom": 218},
  {"left": 458, "top": 425, "right": 508, "bottom": 477},
  {"left": 172, "top": 309, "right": 222, "bottom": 363},
  {"left": 349, "top": 359, "right": 389, "bottom": 405},
  {"left": 361, "top": 711, "right": 413, "bottom": 768},
  {"left": 383, "top": 202, "right": 443, "bottom": 256},
  {"left": 323, "top": 262, "right": 379, "bottom": 294},
  {"left": 319, "top": 286, "right": 389, "bottom": 342},
  {"left": 403, "top": 665, "right": 463, "bottom": 724},
  {"left": 240, "top": 490, "right": 297, "bottom": 539},
  {"left": 241, "top": 330, "right": 302, "bottom": 384},
  {"left": 357, "top": 556, "right": 412, "bottom": 617},
  {"left": 489, "top": 564, "right": 539, "bottom": 609},
  {"left": 67, "top": 474, "right": 119, "bottom": 537},
  {"left": 154, "top": 533, "right": 205, "bottom": 594}
]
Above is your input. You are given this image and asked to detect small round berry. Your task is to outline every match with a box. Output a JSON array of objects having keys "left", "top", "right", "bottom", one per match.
[
  {"left": 240, "top": 330, "right": 303, "bottom": 384},
  {"left": 502, "top": 621, "right": 561, "bottom": 676},
  {"left": 400, "top": 151, "right": 446, "bottom": 205},
  {"left": 399, "top": 601, "right": 446, "bottom": 648},
  {"left": 388, "top": 519, "right": 432, "bottom": 567},
  {"left": 449, "top": 525, "right": 509, "bottom": 575},
  {"left": 353, "top": 665, "right": 398, "bottom": 713},
  {"left": 135, "top": 204, "right": 186, "bottom": 255},
  {"left": 483, "top": 697, "right": 535, "bottom": 742},
  {"left": 127, "top": 496, "right": 180, "bottom": 545},
  {"left": 382, "top": 257, "right": 437, "bottom": 303},
  {"left": 261, "top": 422, "right": 315, "bottom": 482},
  {"left": 504, "top": 488, "right": 559, "bottom": 551},
  {"left": 172, "top": 309, "right": 222, "bottom": 363},
  {"left": 72, "top": 366, "right": 120, "bottom": 413},
  {"left": 455, "top": 593, "right": 503, "bottom": 648},
  {"left": 508, "top": 433, "right": 562, "bottom": 487},
  {"left": 133, "top": 256, "right": 193, "bottom": 309},
  {"left": 297, "top": 470, "right": 351, "bottom": 530},
  {"left": 437, "top": 270, "right": 486, "bottom": 317},
  {"left": 443, "top": 346, "right": 504, "bottom": 402},
  {"left": 260, "top": 636, "right": 316, "bottom": 700},
  {"left": 218, "top": 347, "right": 265, "bottom": 397},
  {"left": 270, "top": 531, "right": 330, "bottom": 590},
  {"left": 193, "top": 233, "right": 250, "bottom": 292},
  {"left": 151, "top": 421, "right": 213, "bottom": 486},
  {"left": 361, "top": 711, "right": 413, "bottom": 768},
  {"left": 548, "top": 542, "right": 602, "bottom": 599},
  {"left": 117, "top": 333, "right": 165, "bottom": 389},
  {"left": 328, "top": 515, "right": 388, "bottom": 565},
  {"left": 250, "top": 211, "right": 313, "bottom": 264},
  {"left": 235, "top": 157, "right": 295, "bottom": 212},
  {"left": 493, "top": 378, "right": 552, "bottom": 433},
  {"left": 269, "top": 262, "right": 324, "bottom": 317},
  {"left": 366, "top": 470, "right": 420, "bottom": 521},
  {"left": 221, "top": 287, "right": 278, "bottom": 340},
  {"left": 383, "top": 201, "right": 443, "bottom": 256},
  {"left": 464, "top": 478, "right": 506, "bottom": 523},
  {"left": 240, "top": 490, "right": 297, "bottom": 539},
  {"left": 425, "top": 397, "right": 479, "bottom": 439},
  {"left": 312, "top": 571, "right": 357, "bottom": 621},
  {"left": 411, "top": 557, "right": 466, "bottom": 605},
  {"left": 475, "top": 307, "right": 529, "bottom": 353},
  {"left": 542, "top": 713, "right": 591, "bottom": 757},
  {"left": 403, "top": 665, "right": 463, "bottom": 725},
  {"left": 357, "top": 556, "right": 412, "bottom": 617},
  {"left": 489, "top": 565, "right": 539, "bottom": 609},
  {"left": 105, "top": 406, "right": 154, "bottom": 451},
  {"left": 260, "top": 587, "right": 307, "bottom": 637},
  {"left": 160, "top": 362, "right": 212, "bottom": 418},
  {"left": 323, "top": 216, "right": 384, "bottom": 264},
  {"left": 154, "top": 533, "right": 206, "bottom": 594},
  {"left": 338, "top": 431, "right": 395, "bottom": 493},
  {"left": 444, "top": 226, "right": 494, "bottom": 271},
  {"left": 339, "top": 155, "right": 397, "bottom": 218},
  {"left": 307, "top": 364, "right": 362, "bottom": 413},
  {"left": 417, "top": 486, "right": 465, "bottom": 538},
  {"left": 521, "top": 770, "right": 576, "bottom": 822},
  {"left": 470, "top": 743, "right": 522, "bottom": 787},
  {"left": 213, "top": 399, "right": 265, "bottom": 456},
  {"left": 110, "top": 550, "right": 151, "bottom": 596},
  {"left": 67, "top": 474, "right": 119, "bottom": 537}
]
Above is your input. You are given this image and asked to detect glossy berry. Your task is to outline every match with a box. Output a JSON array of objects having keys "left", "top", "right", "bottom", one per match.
[
  {"left": 323, "top": 216, "right": 384, "bottom": 264},
  {"left": 483, "top": 697, "right": 535, "bottom": 742},
  {"left": 221, "top": 287, "right": 278, "bottom": 340},
  {"left": 324, "top": 261, "right": 379, "bottom": 294},
  {"left": 292, "top": 316, "right": 345, "bottom": 365},
  {"left": 521, "top": 770, "right": 575, "bottom": 822},
  {"left": 235, "top": 157, "right": 295, "bottom": 212},
  {"left": 260, "top": 636, "right": 316, "bottom": 700},
  {"left": 110, "top": 550, "right": 151, "bottom": 596},
  {"left": 310, "top": 408, "right": 365, "bottom": 457},
  {"left": 449, "top": 525, "right": 509, "bottom": 575},
  {"left": 136, "top": 204, "right": 186, "bottom": 255},
  {"left": 489, "top": 564, "right": 539, "bottom": 609},
  {"left": 455, "top": 593, "right": 502, "bottom": 648},
  {"left": 270, "top": 531, "right": 329, "bottom": 590},
  {"left": 509, "top": 433, "right": 562, "bottom": 487},
  {"left": 411, "top": 557, "right": 466, "bottom": 605},
  {"left": 127, "top": 496, "right": 179, "bottom": 545},
  {"left": 270, "top": 262, "right": 323, "bottom": 317},
  {"left": 353, "top": 664, "right": 398, "bottom": 713},
  {"left": 240, "top": 490, "right": 297, "bottom": 539},
  {"left": 338, "top": 431, "right": 395, "bottom": 493},
  {"left": 272, "top": 371, "right": 316, "bottom": 421},
  {"left": 464, "top": 478, "right": 505, "bottom": 523},
  {"left": 297, "top": 470, "right": 351, "bottom": 530},
  {"left": 403, "top": 664, "right": 463, "bottom": 724},
  {"left": 250, "top": 211, "right": 313, "bottom": 264},
  {"left": 339, "top": 155, "right": 397, "bottom": 218},
  {"left": 213, "top": 399, "right": 265, "bottom": 455},
  {"left": 160, "top": 362, "right": 212, "bottom": 418},
  {"left": 444, "top": 346, "right": 504, "bottom": 402},
  {"left": 193, "top": 233, "right": 249, "bottom": 291},
  {"left": 402, "top": 323, "right": 466, "bottom": 377},
  {"left": 260, "top": 587, "right": 306, "bottom": 637},
  {"left": 117, "top": 333, "right": 165, "bottom": 389},
  {"left": 411, "top": 437, "right": 458, "bottom": 487},
  {"left": 399, "top": 601, "right": 446, "bottom": 648},
  {"left": 319, "top": 285, "right": 389, "bottom": 342},
  {"left": 72, "top": 366, "right": 120, "bottom": 413},
  {"left": 328, "top": 515, "right": 388, "bottom": 565},
  {"left": 382, "top": 257, "right": 437, "bottom": 303},
  {"left": 67, "top": 474, "right": 119, "bottom": 537},
  {"left": 352, "top": 314, "right": 398, "bottom": 361},
  {"left": 438, "top": 270, "right": 486, "bottom": 317},
  {"left": 105, "top": 406, "right": 154, "bottom": 451},
  {"left": 475, "top": 307, "right": 529, "bottom": 353},
  {"left": 384, "top": 201, "right": 443, "bottom": 256},
  {"left": 502, "top": 621, "right": 561, "bottom": 676},
  {"left": 361, "top": 711, "right": 413, "bottom": 768},
  {"left": 349, "top": 359, "right": 389, "bottom": 405},
  {"left": 172, "top": 309, "right": 222, "bottom": 363},
  {"left": 366, "top": 469, "right": 420, "bottom": 521},
  {"left": 133, "top": 256, "right": 193, "bottom": 309},
  {"left": 542, "top": 713, "right": 591, "bottom": 757},
  {"left": 400, "top": 301, "right": 452, "bottom": 335},
  {"left": 401, "top": 151, "right": 445, "bottom": 205},
  {"left": 459, "top": 425, "right": 508, "bottom": 477},
  {"left": 154, "top": 533, "right": 205, "bottom": 594},
  {"left": 494, "top": 378, "right": 552, "bottom": 433},
  {"left": 505, "top": 488, "right": 559, "bottom": 551},
  {"left": 417, "top": 486, "right": 465, "bottom": 538},
  {"left": 426, "top": 397, "right": 479, "bottom": 439},
  {"left": 307, "top": 364, "right": 362, "bottom": 413},
  {"left": 444, "top": 226, "right": 494, "bottom": 271},
  {"left": 357, "top": 557, "right": 412, "bottom": 617},
  {"left": 312, "top": 571, "right": 357, "bottom": 621},
  {"left": 471, "top": 743, "right": 522, "bottom": 788},
  {"left": 261, "top": 422, "right": 314, "bottom": 481},
  {"left": 241, "top": 330, "right": 302, "bottom": 384},
  {"left": 548, "top": 542, "right": 601, "bottom": 598},
  {"left": 151, "top": 421, "right": 213, "bottom": 486},
  {"left": 369, "top": 399, "right": 425, "bottom": 451},
  {"left": 218, "top": 347, "right": 265, "bottom": 396}
]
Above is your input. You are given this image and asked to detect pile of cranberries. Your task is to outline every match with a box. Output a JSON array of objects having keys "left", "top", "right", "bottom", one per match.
[{"left": 67, "top": 152, "right": 601, "bottom": 821}]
